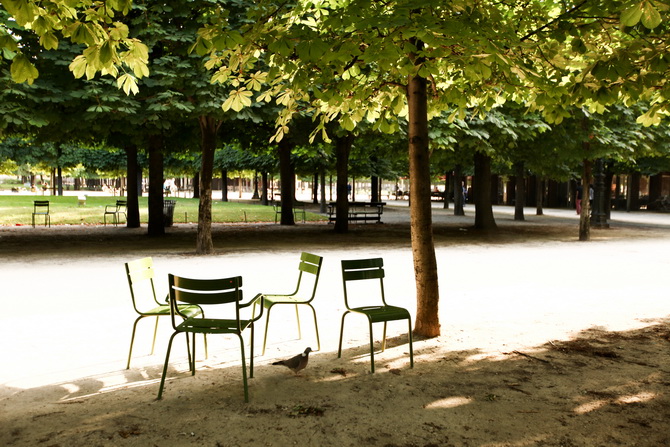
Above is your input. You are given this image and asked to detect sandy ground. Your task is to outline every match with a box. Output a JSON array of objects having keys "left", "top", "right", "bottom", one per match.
[{"left": 1, "top": 202, "right": 669, "bottom": 446}]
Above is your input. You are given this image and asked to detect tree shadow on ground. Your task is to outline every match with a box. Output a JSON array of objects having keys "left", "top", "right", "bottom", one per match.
[{"left": 2, "top": 319, "right": 669, "bottom": 447}]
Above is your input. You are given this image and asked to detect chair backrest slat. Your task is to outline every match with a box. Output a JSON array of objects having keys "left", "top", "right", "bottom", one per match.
[
  {"left": 169, "top": 275, "right": 243, "bottom": 306},
  {"left": 125, "top": 257, "right": 161, "bottom": 311},
  {"left": 341, "top": 257, "right": 387, "bottom": 309}
]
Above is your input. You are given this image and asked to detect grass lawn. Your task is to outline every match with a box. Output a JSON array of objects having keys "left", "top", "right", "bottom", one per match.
[{"left": 0, "top": 195, "right": 326, "bottom": 226}]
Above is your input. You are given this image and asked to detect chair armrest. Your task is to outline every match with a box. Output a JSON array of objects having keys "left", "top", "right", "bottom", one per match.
[{"left": 241, "top": 293, "right": 265, "bottom": 321}]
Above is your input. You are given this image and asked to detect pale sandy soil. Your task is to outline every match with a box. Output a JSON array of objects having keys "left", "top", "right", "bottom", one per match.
[{"left": 1, "top": 203, "right": 669, "bottom": 447}]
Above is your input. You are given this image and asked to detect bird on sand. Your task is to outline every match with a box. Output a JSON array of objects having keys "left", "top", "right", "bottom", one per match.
[{"left": 272, "top": 347, "right": 312, "bottom": 374}]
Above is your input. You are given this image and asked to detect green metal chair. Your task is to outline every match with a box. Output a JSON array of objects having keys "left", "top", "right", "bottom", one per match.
[
  {"left": 125, "top": 257, "right": 206, "bottom": 369},
  {"left": 32, "top": 200, "right": 50, "bottom": 227},
  {"left": 104, "top": 200, "right": 127, "bottom": 226},
  {"left": 338, "top": 257, "right": 414, "bottom": 373},
  {"left": 260, "top": 252, "right": 323, "bottom": 355},
  {"left": 157, "top": 274, "right": 263, "bottom": 402}
]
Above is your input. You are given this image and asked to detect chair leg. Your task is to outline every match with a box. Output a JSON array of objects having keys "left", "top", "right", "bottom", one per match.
[
  {"left": 238, "top": 335, "right": 249, "bottom": 403},
  {"left": 368, "top": 319, "right": 375, "bottom": 373},
  {"left": 307, "top": 304, "right": 320, "bottom": 352},
  {"left": 407, "top": 318, "right": 414, "bottom": 368},
  {"left": 157, "top": 332, "right": 178, "bottom": 400},
  {"left": 191, "top": 333, "right": 197, "bottom": 375},
  {"left": 262, "top": 304, "right": 274, "bottom": 355},
  {"left": 126, "top": 316, "right": 144, "bottom": 369},
  {"left": 337, "top": 311, "right": 349, "bottom": 358},
  {"left": 150, "top": 316, "right": 160, "bottom": 355},
  {"left": 249, "top": 323, "right": 255, "bottom": 379},
  {"left": 381, "top": 321, "right": 388, "bottom": 352},
  {"left": 294, "top": 304, "right": 302, "bottom": 340}
]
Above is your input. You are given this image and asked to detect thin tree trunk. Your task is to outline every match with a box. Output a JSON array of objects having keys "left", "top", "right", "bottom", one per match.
[
  {"left": 473, "top": 152, "right": 497, "bottom": 231},
  {"left": 196, "top": 116, "right": 218, "bottom": 254},
  {"left": 453, "top": 165, "right": 465, "bottom": 216},
  {"left": 193, "top": 172, "right": 200, "bottom": 199},
  {"left": 514, "top": 162, "right": 525, "bottom": 221},
  {"left": 261, "top": 171, "right": 269, "bottom": 206},
  {"left": 334, "top": 134, "right": 353, "bottom": 233},
  {"left": 536, "top": 177, "right": 544, "bottom": 216},
  {"left": 371, "top": 175, "right": 379, "bottom": 202},
  {"left": 408, "top": 66, "right": 440, "bottom": 338},
  {"left": 579, "top": 160, "right": 592, "bottom": 241},
  {"left": 221, "top": 169, "right": 228, "bottom": 202},
  {"left": 278, "top": 139, "right": 295, "bottom": 225},
  {"left": 443, "top": 172, "right": 449, "bottom": 209},
  {"left": 125, "top": 144, "right": 140, "bottom": 228},
  {"left": 147, "top": 135, "right": 165, "bottom": 236},
  {"left": 319, "top": 168, "right": 327, "bottom": 213}
]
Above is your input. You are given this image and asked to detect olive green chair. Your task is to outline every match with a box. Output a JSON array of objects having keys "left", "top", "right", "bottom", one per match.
[
  {"left": 125, "top": 257, "right": 206, "bottom": 369},
  {"left": 157, "top": 274, "right": 263, "bottom": 402},
  {"left": 260, "top": 252, "right": 323, "bottom": 355},
  {"left": 338, "top": 257, "right": 414, "bottom": 373}
]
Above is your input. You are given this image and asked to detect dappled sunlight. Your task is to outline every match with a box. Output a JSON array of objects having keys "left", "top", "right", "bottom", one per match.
[{"left": 424, "top": 396, "right": 473, "bottom": 409}]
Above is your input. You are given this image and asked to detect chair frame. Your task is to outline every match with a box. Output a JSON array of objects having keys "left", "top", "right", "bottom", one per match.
[
  {"left": 32, "top": 200, "right": 50, "bottom": 228},
  {"left": 261, "top": 252, "right": 323, "bottom": 355},
  {"left": 104, "top": 200, "right": 127, "bottom": 226},
  {"left": 125, "top": 257, "right": 207, "bottom": 369},
  {"left": 157, "top": 274, "right": 263, "bottom": 402},
  {"left": 273, "top": 200, "right": 306, "bottom": 223},
  {"left": 338, "top": 258, "right": 414, "bottom": 373}
]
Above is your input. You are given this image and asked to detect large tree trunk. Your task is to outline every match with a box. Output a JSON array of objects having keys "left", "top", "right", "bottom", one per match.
[
  {"left": 147, "top": 135, "right": 165, "bottom": 236},
  {"left": 125, "top": 144, "right": 140, "bottom": 228},
  {"left": 371, "top": 174, "right": 379, "bottom": 202},
  {"left": 408, "top": 71, "right": 440, "bottom": 338},
  {"left": 196, "top": 116, "right": 218, "bottom": 254},
  {"left": 579, "top": 159, "right": 592, "bottom": 241},
  {"left": 334, "top": 133, "right": 353, "bottom": 233},
  {"left": 473, "top": 152, "right": 497, "bottom": 231},
  {"left": 193, "top": 172, "right": 200, "bottom": 199},
  {"left": 278, "top": 139, "right": 295, "bottom": 225},
  {"left": 514, "top": 162, "right": 525, "bottom": 221}
]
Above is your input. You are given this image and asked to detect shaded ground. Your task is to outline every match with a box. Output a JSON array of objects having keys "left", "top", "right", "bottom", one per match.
[{"left": 1, "top": 203, "right": 669, "bottom": 446}]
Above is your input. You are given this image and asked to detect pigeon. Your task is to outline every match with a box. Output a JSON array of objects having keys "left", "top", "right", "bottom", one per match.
[{"left": 272, "top": 347, "right": 312, "bottom": 374}]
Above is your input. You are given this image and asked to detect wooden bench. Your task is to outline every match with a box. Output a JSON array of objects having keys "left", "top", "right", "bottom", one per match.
[{"left": 328, "top": 202, "right": 385, "bottom": 223}]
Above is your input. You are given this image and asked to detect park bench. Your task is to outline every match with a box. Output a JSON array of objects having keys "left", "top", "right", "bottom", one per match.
[
  {"left": 328, "top": 201, "right": 385, "bottom": 223},
  {"left": 104, "top": 200, "right": 127, "bottom": 226}
]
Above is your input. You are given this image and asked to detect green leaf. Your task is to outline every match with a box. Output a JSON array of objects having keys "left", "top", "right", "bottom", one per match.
[
  {"left": 640, "top": 2, "right": 662, "bottom": 29},
  {"left": 621, "top": 4, "right": 643, "bottom": 26},
  {"left": 10, "top": 55, "right": 39, "bottom": 84}
]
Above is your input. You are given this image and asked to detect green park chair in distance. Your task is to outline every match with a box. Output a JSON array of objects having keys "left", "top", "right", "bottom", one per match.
[
  {"left": 261, "top": 252, "right": 323, "bottom": 355},
  {"left": 125, "top": 257, "right": 207, "bottom": 369},
  {"left": 338, "top": 258, "right": 414, "bottom": 373},
  {"left": 157, "top": 275, "right": 263, "bottom": 402},
  {"left": 32, "top": 200, "right": 50, "bottom": 228}
]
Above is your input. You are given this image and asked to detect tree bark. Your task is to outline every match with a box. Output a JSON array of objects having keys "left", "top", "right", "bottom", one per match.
[
  {"left": 443, "top": 172, "right": 450, "bottom": 209},
  {"left": 193, "top": 172, "right": 200, "bottom": 199},
  {"left": 473, "top": 152, "right": 497, "bottom": 231},
  {"left": 147, "top": 135, "right": 165, "bottom": 236},
  {"left": 514, "top": 162, "right": 525, "bottom": 221},
  {"left": 124, "top": 144, "right": 140, "bottom": 228},
  {"left": 196, "top": 116, "right": 218, "bottom": 254},
  {"left": 371, "top": 174, "right": 379, "bottom": 202},
  {"left": 278, "top": 139, "right": 295, "bottom": 225},
  {"left": 408, "top": 71, "right": 440, "bottom": 338},
  {"left": 334, "top": 133, "right": 353, "bottom": 233}
]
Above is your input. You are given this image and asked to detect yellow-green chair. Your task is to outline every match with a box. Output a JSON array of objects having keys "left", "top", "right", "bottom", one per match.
[
  {"left": 157, "top": 274, "right": 263, "bottom": 402},
  {"left": 261, "top": 252, "right": 323, "bottom": 355},
  {"left": 338, "top": 257, "right": 414, "bottom": 373},
  {"left": 125, "top": 257, "right": 206, "bottom": 369}
]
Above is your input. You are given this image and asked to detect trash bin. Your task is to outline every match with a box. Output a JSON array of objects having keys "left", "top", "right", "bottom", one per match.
[{"left": 163, "top": 200, "right": 176, "bottom": 227}]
